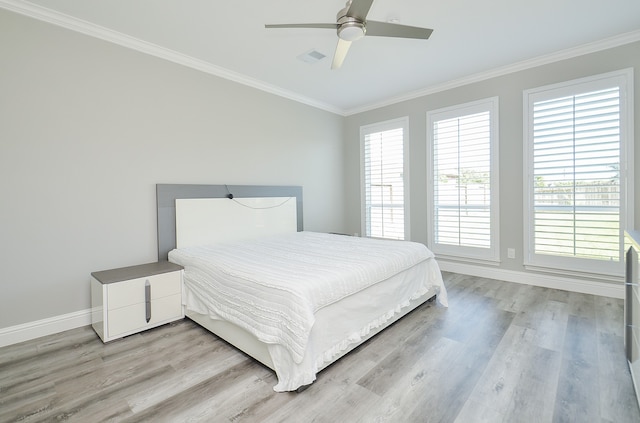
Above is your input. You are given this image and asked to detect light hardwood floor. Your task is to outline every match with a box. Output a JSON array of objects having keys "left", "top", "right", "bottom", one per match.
[{"left": 1, "top": 272, "right": 639, "bottom": 422}]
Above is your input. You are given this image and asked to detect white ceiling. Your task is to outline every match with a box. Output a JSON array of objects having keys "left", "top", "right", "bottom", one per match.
[{"left": 4, "top": 0, "right": 640, "bottom": 115}]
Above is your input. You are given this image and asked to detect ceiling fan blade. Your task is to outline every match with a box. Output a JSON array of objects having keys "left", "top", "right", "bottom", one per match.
[
  {"left": 346, "top": 0, "right": 375, "bottom": 21},
  {"left": 331, "top": 38, "right": 352, "bottom": 69},
  {"left": 365, "top": 21, "right": 433, "bottom": 39},
  {"left": 265, "top": 23, "right": 337, "bottom": 30}
]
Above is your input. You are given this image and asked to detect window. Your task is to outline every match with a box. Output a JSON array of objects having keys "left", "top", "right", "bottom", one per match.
[
  {"left": 524, "top": 69, "right": 633, "bottom": 276},
  {"left": 361, "top": 118, "right": 409, "bottom": 240},
  {"left": 427, "top": 97, "right": 499, "bottom": 262}
]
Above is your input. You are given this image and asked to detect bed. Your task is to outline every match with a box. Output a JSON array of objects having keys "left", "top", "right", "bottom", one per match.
[{"left": 157, "top": 184, "right": 447, "bottom": 391}]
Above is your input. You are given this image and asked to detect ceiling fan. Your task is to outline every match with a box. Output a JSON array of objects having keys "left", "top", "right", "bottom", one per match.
[{"left": 265, "top": 0, "right": 433, "bottom": 69}]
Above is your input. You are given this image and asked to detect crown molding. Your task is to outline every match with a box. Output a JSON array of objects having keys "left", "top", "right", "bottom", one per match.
[
  {"left": 344, "top": 29, "right": 640, "bottom": 116},
  {"left": 0, "top": 0, "right": 343, "bottom": 115},
  {"left": 2, "top": 0, "right": 639, "bottom": 117}
]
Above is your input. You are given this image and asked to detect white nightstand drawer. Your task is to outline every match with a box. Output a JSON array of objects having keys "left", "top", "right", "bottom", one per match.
[
  {"left": 108, "top": 293, "right": 182, "bottom": 338},
  {"left": 91, "top": 261, "right": 184, "bottom": 342},
  {"left": 107, "top": 272, "right": 181, "bottom": 310}
]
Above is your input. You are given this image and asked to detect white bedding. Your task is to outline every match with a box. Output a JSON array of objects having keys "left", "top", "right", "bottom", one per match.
[{"left": 169, "top": 231, "right": 447, "bottom": 390}]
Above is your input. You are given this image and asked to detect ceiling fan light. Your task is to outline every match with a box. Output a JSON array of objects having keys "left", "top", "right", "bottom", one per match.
[{"left": 338, "top": 23, "right": 365, "bottom": 41}]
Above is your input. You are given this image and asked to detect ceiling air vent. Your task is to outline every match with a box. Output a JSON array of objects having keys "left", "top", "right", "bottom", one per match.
[{"left": 297, "top": 49, "right": 327, "bottom": 64}]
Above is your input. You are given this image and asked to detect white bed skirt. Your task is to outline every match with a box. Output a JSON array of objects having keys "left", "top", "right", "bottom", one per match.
[{"left": 183, "top": 258, "right": 446, "bottom": 391}]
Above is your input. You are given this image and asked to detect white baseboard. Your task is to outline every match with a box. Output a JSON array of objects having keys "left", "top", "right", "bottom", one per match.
[
  {"left": 438, "top": 261, "right": 624, "bottom": 299},
  {"left": 0, "top": 263, "right": 624, "bottom": 348},
  {"left": 0, "top": 308, "right": 92, "bottom": 348}
]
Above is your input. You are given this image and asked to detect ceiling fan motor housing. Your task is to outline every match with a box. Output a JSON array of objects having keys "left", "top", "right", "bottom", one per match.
[{"left": 337, "top": 16, "right": 366, "bottom": 41}]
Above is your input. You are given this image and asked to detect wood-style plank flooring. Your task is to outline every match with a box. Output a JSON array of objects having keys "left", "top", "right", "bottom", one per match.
[{"left": 2, "top": 272, "right": 639, "bottom": 422}]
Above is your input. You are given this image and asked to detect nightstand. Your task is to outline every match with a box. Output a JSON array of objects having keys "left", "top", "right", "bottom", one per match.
[{"left": 90, "top": 261, "right": 184, "bottom": 342}]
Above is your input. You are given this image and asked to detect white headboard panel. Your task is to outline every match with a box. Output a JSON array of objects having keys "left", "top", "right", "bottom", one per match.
[
  {"left": 156, "top": 184, "right": 303, "bottom": 260},
  {"left": 175, "top": 197, "right": 297, "bottom": 248}
]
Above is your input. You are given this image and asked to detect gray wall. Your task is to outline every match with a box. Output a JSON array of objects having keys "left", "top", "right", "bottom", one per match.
[
  {"left": 1, "top": 6, "right": 638, "bottom": 331},
  {"left": 344, "top": 41, "right": 640, "bottom": 274},
  {"left": 0, "top": 9, "right": 345, "bottom": 328}
]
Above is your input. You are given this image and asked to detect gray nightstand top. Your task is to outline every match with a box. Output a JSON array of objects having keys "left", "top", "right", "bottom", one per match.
[{"left": 91, "top": 261, "right": 183, "bottom": 284}]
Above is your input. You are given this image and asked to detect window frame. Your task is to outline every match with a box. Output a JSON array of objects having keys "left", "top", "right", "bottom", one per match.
[
  {"left": 523, "top": 68, "right": 634, "bottom": 277},
  {"left": 426, "top": 97, "right": 500, "bottom": 263},
  {"left": 360, "top": 117, "right": 410, "bottom": 240}
]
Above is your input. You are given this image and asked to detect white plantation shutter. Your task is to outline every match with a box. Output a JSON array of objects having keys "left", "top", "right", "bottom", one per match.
[
  {"left": 533, "top": 88, "right": 620, "bottom": 259},
  {"left": 433, "top": 111, "right": 491, "bottom": 248},
  {"left": 524, "top": 69, "right": 633, "bottom": 276},
  {"left": 362, "top": 119, "right": 407, "bottom": 240},
  {"left": 427, "top": 98, "right": 499, "bottom": 262}
]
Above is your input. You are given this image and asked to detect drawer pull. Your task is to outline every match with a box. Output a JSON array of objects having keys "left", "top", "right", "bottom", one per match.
[{"left": 145, "top": 280, "right": 151, "bottom": 323}]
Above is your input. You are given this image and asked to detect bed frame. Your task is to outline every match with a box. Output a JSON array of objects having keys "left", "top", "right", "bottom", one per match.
[{"left": 156, "top": 184, "right": 438, "bottom": 387}]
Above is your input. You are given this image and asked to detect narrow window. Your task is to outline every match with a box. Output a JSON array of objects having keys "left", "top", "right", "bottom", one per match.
[
  {"left": 427, "top": 98, "right": 499, "bottom": 262},
  {"left": 361, "top": 118, "right": 408, "bottom": 240}
]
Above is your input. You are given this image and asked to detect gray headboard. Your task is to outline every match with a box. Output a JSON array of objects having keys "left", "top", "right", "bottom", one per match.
[{"left": 156, "top": 184, "right": 304, "bottom": 261}]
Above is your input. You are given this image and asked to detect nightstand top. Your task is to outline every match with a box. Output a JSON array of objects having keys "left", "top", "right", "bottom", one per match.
[{"left": 91, "top": 261, "right": 183, "bottom": 284}]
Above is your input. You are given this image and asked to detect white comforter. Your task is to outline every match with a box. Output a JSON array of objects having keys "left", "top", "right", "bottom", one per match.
[{"left": 169, "top": 232, "right": 447, "bottom": 387}]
